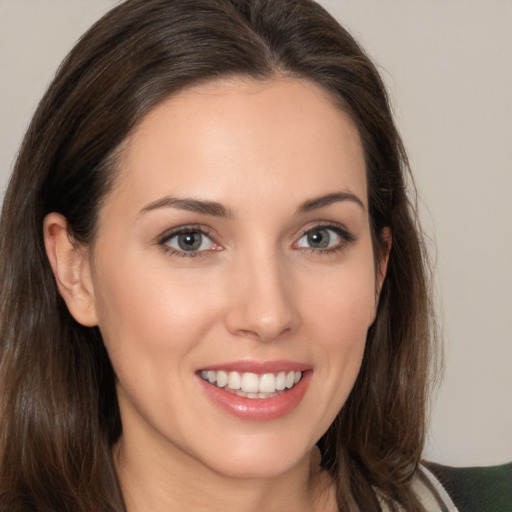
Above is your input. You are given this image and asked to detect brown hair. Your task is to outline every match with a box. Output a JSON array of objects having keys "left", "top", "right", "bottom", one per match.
[{"left": 0, "top": 1, "right": 437, "bottom": 510}]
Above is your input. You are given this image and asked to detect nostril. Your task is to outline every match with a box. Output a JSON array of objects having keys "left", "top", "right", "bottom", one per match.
[
  {"left": 233, "top": 321, "right": 294, "bottom": 342},
  {"left": 224, "top": 262, "right": 301, "bottom": 341}
]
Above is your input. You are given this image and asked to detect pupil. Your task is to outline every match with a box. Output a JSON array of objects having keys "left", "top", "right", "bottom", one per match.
[
  {"left": 178, "top": 232, "right": 202, "bottom": 251},
  {"left": 308, "top": 229, "right": 330, "bottom": 248}
]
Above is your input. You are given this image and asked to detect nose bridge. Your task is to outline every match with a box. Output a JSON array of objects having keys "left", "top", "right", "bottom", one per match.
[{"left": 225, "top": 244, "right": 299, "bottom": 341}]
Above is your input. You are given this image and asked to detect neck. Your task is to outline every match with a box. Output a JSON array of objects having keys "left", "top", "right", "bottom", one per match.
[{"left": 114, "top": 435, "right": 334, "bottom": 512}]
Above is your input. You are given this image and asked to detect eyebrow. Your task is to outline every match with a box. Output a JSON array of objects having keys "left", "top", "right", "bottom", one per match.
[
  {"left": 140, "top": 196, "right": 233, "bottom": 218},
  {"left": 139, "top": 191, "right": 364, "bottom": 218},
  {"left": 297, "top": 192, "right": 365, "bottom": 214}
]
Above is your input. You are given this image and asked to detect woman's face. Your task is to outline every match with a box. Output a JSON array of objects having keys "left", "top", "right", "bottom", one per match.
[{"left": 85, "top": 77, "right": 386, "bottom": 478}]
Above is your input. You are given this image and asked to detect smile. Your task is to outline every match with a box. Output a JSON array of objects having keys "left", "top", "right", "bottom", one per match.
[{"left": 200, "top": 370, "right": 303, "bottom": 398}]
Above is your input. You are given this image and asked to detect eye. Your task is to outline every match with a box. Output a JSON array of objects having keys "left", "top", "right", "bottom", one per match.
[
  {"left": 294, "top": 225, "right": 353, "bottom": 251},
  {"left": 161, "top": 228, "right": 219, "bottom": 255}
]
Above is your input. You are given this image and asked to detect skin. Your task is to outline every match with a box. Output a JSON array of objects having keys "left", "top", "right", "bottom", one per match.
[{"left": 44, "top": 77, "right": 389, "bottom": 511}]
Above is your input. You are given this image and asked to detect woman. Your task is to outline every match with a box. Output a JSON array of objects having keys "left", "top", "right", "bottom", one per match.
[{"left": 0, "top": 0, "right": 449, "bottom": 510}]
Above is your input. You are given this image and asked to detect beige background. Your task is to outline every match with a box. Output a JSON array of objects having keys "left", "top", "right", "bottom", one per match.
[{"left": 1, "top": 1, "right": 510, "bottom": 467}]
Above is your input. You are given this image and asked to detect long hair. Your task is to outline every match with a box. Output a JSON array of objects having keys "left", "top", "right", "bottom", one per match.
[{"left": 0, "top": 1, "right": 437, "bottom": 510}]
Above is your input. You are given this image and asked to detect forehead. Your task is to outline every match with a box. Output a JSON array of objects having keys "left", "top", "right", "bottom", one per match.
[{"left": 109, "top": 77, "right": 367, "bottom": 217}]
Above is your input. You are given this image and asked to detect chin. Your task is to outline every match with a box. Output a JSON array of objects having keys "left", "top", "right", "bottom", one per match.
[{"left": 195, "top": 435, "right": 314, "bottom": 480}]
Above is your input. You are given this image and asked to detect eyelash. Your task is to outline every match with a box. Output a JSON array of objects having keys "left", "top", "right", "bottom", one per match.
[
  {"left": 295, "top": 223, "right": 356, "bottom": 255},
  {"left": 157, "top": 222, "right": 355, "bottom": 258},
  {"left": 158, "top": 225, "right": 220, "bottom": 258}
]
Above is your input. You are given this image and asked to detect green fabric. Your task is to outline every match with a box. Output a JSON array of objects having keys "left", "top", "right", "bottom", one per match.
[{"left": 425, "top": 461, "right": 512, "bottom": 512}]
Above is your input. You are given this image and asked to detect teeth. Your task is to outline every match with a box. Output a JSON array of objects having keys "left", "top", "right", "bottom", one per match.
[
  {"left": 259, "top": 373, "right": 276, "bottom": 393},
  {"left": 200, "top": 370, "right": 303, "bottom": 394},
  {"left": 216, "top": 370, "right": 228, "bottom": 388},
  {"left": 228, "top": 371, "right": 241, "bottom": 390},
  {"left": 240, "top": 372, "right": 259, "bottom": 393},
  {"left": 275, "top": 371, "right": 287, "bottom": 391}
]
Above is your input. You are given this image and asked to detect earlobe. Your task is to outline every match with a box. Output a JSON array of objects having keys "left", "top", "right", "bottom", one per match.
[{"left": 43, "top": 213, "right": 98, "bottom": 327}]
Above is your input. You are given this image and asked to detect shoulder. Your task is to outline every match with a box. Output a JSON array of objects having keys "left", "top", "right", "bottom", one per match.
[{"left": 421, "top": 460, "right": 512, "bottom": 512}]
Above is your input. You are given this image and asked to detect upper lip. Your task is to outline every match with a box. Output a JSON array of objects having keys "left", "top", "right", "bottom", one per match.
[{"left": 197, "top": 360, "right": 311, "bottom": 374}]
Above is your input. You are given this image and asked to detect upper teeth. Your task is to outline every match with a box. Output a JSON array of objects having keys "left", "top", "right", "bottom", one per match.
[{"left": 200, "top": 370, "right": 302, "bottom": 394}]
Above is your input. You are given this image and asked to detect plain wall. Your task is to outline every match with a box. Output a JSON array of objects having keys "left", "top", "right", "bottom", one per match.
[{"left": 1, "top": 0, "right": 511, "bottom": 467}]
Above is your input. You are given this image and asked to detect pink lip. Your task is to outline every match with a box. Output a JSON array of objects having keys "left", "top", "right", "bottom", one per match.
[
  {"left": 197, "top": 365, "right": 312, "bottom": 421},
  {"left": 198, "top": 360, "right": 311, "bottom": 373}
]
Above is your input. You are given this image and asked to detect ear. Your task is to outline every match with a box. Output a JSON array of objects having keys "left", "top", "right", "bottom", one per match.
[
  {"left": 376, "top": 227, "right": 392, "bottom": 295},
  {"left": 43, "top": 213, "right": 98, "bottom": 326},
  {"left": 368, "top": 227, "right": 392, "bottom": 327}
]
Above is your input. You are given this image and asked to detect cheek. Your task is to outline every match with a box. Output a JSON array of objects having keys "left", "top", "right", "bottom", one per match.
[
  {"left": 92, "top": 253, "right": 219, "bottom": 373},
  {"left": 316, "top": 284, "right": 372, "bottom": 382},
  {"left": 301, "top": 257, "right": 377, "bottom": 341},
  {"left": 299, "top": 257, "right": 377, "bottom": 414},
  {"left": 91, "top": 261, "right": 218, "bottom": 425}
]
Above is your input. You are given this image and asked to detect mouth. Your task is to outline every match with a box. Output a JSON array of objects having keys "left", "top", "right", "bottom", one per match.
[
  {"left": 197, "top": 361, "right": 311, "bottom": 420},
  {"left": 199, "top": 370, "right": 303, "bottom": 399}
]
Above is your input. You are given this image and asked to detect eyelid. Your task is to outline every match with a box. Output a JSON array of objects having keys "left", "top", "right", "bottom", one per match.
[
  {"left": 293, "top": 221, "right": 356, "bottom": 251},
  {"left": 300, "top": 220, "right": 354, "bottom": 238},
  {"left": 157, "top": 224, "right": 222, "bottom": 257},
  {"left": 155, "top": 221, "right": 355, "bottom": 258},
  {"left": 158, "top": 223, "right": 206, "bottom": 243}
]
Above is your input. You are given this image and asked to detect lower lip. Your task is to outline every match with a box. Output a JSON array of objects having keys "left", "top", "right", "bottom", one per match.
[{"left": 198, "top": 372, "right": 311, "bottom": 421}]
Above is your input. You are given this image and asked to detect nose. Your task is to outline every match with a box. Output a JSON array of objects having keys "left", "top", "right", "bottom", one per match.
[{"left": 224, "top": 252, "right": 301, "bottom": 342}]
